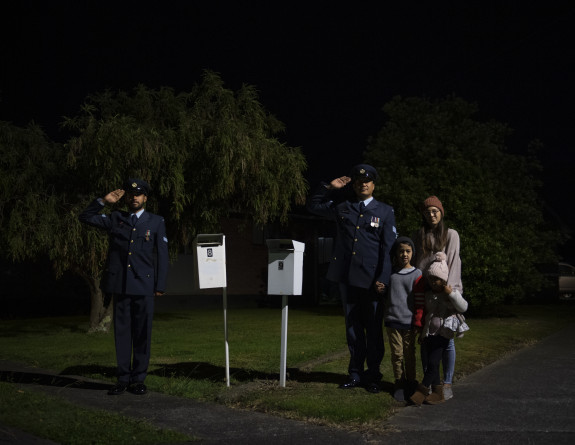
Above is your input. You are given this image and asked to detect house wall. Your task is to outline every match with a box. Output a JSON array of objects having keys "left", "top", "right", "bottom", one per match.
[
  {"left": 166, "top": 214, "right": 336, "bottom": 304},
  {"left": 166, "top": 217, "right": 268, "bottom": 296}
]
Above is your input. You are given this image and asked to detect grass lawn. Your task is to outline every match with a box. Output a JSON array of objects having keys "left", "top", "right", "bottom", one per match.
[
  {"left": 0, "top": 381, "right": 194, "bottom": 445},
  {"left": 1, "top": 301, "right": 573, "bottom": 441}
]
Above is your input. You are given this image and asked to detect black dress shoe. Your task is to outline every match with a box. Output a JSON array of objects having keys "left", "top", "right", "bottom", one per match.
[
  {"left": 365, "top": 382, "right": 380, "bottom": 394},
  {"left": 107, "top": 382, "right": 128, "bottom": 395},
  {"left": 129, "top": 383, "right": 147, "bottom": 395},
  {"left": 338, "top": 378, "right": 361, "bottom": 389}
]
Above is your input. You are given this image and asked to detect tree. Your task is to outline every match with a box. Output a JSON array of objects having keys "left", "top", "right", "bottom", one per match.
[
  {"left": 364, "top": 95, "right": 558, "bottom": 310},
  {"left": 0, "top": 122, "right": 89, "bottom": 317},
  {"left": 59, "top": 70, "right": 308, "bottom": 331},
  {"left": 0, "top": 121, "right": 64, "bottom": 263}
]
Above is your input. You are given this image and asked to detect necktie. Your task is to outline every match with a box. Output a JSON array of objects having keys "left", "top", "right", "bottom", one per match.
[
  {"left": 359, "top": 202, "right": 365, "bottom": 213},
  {"left": 131, "top": 214, "right": 137, "bottom": 226}
]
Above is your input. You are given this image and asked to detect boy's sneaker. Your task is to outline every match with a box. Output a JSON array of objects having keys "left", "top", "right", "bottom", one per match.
[{"left": 392, "top": 380, "right": 405, "bottom": 401}]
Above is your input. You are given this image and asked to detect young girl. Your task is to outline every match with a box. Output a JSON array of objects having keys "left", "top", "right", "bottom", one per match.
[
  {"left": 410, "top": 252, "right": 468, "bottom": 405},
  {"left": 383, "top": 237, "right": 425, "bottom": 401},
  {"left": 413, "top": 195, "right": 462, "bottom": 400}
]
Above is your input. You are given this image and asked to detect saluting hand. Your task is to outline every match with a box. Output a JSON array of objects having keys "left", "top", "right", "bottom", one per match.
[
  {"left": 103, "top": 189, "right": 125, "bottom": 204},
  {"left": 329, "top": 176, "right": 351, "bottom": 189}
]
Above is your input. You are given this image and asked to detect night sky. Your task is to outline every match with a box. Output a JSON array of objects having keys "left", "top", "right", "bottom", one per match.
[{"left": 1, "top": 2, "right": 574, "bottom": 226}]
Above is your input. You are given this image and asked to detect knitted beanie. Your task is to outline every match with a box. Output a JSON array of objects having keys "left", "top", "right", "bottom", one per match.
[
  {"left": 421, "top": 195, "right": 444, "bottom": 216},
  {"left": 427, "top": 251, "right": 449, "bottom": 282},
  {"left": 392, "top": 236, "right": 415, "bottom": 256}
]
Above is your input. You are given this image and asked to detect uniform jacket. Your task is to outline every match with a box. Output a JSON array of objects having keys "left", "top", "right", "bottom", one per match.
[
  {"left": 307, "top": 184, "right": 397, "bottom": 289},
  {"left": 79, "top": 200, "right": 169, "bottom": 295}
]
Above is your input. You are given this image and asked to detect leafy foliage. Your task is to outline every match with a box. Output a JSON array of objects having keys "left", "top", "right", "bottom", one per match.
[
  {"left": 365, "top": 96, "right": 558, "bottom": 309},
  {"left": 0, "top": 121, "right": 111, "bottom": 330},
  {"left": 0, "top": 122, "right": 63, "bottom": 261},
  {"left": 63, "top": 71, "right": 308, "bottom": 249},
  {"left": 1, "top": 71, "right": 307, "bottom": 331}
]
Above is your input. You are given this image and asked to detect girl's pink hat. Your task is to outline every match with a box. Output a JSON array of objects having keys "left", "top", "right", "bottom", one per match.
[{"left": 427, "top": 251, "right": 449, "bottom": 282}]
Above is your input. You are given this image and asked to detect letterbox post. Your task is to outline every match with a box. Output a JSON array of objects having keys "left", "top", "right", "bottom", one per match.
[
  {"left": 193, "top": 234, "right": 230, "bottom": 387},
  {"left": 266, "top": 239, "right": 305, "bottom": 387}
]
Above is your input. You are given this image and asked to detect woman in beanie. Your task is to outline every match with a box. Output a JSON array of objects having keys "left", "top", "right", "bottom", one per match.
[
  {"left": 410, "top": 252, "right": 468, "bottom": 405},
  {"left": 412, "top": 195, "right": 462, "bottom": 400}
]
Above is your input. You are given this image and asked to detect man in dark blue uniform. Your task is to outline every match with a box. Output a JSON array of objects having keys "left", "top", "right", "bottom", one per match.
[
  {"left": 79, "top": 178, "right": 169, "bottom": 395},
  {"left": 307, "top": 164, "right": 397, "bottom": 393}
]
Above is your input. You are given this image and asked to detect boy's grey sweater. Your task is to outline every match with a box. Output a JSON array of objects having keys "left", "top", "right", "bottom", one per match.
[{"left": 384, "top": 267, "right": 422, "bottom": 327}]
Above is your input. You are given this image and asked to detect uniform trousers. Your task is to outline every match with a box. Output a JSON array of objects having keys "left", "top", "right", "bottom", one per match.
[
  {"left": 339, "top": 283, "right": 385, "bottom": 383},
  {"left": 113, "top": 293, "right": 154, "bottom": 384}
]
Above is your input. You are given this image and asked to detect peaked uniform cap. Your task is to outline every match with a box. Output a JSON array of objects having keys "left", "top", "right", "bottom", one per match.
[
  {"left": 123, "top": 178, "right": 150, "bottom": 196},
  {"left": 350, "top": 164, "right": 378, "bottom": 182}
]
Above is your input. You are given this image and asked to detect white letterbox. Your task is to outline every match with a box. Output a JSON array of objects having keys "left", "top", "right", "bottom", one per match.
[
  {"left": 266, "top": 239, "right": 305, "bottom": 295},
  {"left": 193, "top": 234, "right": 227, "bottom": 289}
]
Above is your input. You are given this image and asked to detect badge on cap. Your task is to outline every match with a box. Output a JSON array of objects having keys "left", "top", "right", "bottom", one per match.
[
  {"left": 359, "top": 168, "right": 365, "bottom": 174},
  {"left": 132, "top": 182, "right": 137, "bottom": 188}
]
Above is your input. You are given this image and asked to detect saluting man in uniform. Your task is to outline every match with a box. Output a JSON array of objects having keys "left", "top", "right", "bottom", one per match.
[
  {"left": 307, "top": 164, "right": 397, "bottom": 393},
  {"left": 79, "top": 178, "right": 169, "bottom": 395}
]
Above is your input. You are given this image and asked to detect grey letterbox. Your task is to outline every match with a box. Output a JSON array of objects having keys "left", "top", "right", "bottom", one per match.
[
  {"left": 266, "top": 239, "right": 305, "bottom": 295},
  {"left": 193, "top": 234, "right": 227, "bottom": 289}
]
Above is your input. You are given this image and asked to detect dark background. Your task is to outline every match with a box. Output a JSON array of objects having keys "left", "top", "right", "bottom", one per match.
[{"left": 1, "top": 2, "right": 573, "bottom": 230}]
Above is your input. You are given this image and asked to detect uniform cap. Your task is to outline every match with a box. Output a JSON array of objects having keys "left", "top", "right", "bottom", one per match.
[
  {"left": 123, "top": 178, "right": 150, "bottom": 196},
  {"left": 350, "top": 164, "right": 378, "bottom": 183}
]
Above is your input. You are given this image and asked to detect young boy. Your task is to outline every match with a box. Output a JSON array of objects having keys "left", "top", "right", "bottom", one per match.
[
  {"left": 410, "top": 252, "right": 468, "bottom": 405},
  {"left": 383, "top": 236, "right": 425, "bottom": 401}
]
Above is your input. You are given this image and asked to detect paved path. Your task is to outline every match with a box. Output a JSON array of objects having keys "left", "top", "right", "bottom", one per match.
[
  {"left": 383, "top": 321, "right": 575, "bottom": 444},
  {"left": 2, "top": 322, "right": 575, "bottom": 444},
  {"left": 0, "top": 361, "right": 369, "bottom": 445}
]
